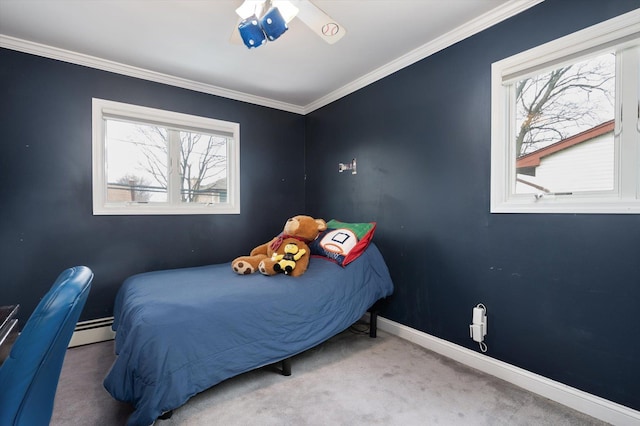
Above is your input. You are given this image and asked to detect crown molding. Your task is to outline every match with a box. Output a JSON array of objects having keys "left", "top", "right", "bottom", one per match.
[
  {"left": 0, "top": 35, "right": 306, "bottom": 115},
  {"left": 302, "top": 0, "right": 545, "bottom": 114},
  {"left": 0, "top": 0, "right": 543, "bottom": 116}
]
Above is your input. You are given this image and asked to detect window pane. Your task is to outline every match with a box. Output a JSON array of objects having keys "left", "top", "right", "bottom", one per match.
[
  {"left": 513, "top": 52, "right": 616, "bottom": 194},
  {"left": 94, "top": 98, "right": 240, "bottom": 215},
  {"left": 178, "top": 130, "right": 228, "bottom": 204},
  {"left": 105, "top": 120, "right": 168, "bottom": 202}
]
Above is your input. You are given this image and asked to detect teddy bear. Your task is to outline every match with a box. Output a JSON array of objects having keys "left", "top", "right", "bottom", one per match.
[
  {"left": 272, "top": 242, "right": 307, "bottom": 275},
  {"left": 231, "top": 215, "right": 327, "bottom": 277}
]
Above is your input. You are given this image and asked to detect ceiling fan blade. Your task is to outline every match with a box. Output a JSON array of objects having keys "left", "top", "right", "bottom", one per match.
[
  {"left": 295, "top": 0, "right": 346, "bottom": 44},
  {"left": 235, "top": 0, "right": 266, "bottom": 19}
]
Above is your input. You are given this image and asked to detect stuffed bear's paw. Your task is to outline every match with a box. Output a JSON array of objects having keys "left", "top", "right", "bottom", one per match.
[
  {"left": 258, "top": 259, "right": 278, "bottom": 276},
  {"left": 258, "top": 260, "right": 269, "bottom": 275},
  {"left": 232, "top": 260, "right": 255, "bottom": 275}
]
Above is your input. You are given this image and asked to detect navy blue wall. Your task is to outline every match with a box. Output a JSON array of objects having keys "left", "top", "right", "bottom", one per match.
[
  {"left": 0, "top": 49, "right": 305, "bottom": 323},
  {"left": 2, "top": 0, "right": 639, "bottom": 414},
  {"left": 305, "top": 0, "right": 640, "bottom": 411}
]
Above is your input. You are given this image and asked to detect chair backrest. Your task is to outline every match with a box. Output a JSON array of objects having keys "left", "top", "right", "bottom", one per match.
[{"left": 0, "top": 266, "right": 93, "bottom": 426}]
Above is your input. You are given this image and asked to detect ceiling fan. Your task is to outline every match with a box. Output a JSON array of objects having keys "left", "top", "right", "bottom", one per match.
[{"left": 232, "top": 0, "right": 346, "bottom": 49}]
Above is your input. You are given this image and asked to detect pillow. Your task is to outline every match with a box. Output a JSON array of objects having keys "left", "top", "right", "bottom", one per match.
[{"left": 310, "top": 219, "right": 376, "bottom": 266}]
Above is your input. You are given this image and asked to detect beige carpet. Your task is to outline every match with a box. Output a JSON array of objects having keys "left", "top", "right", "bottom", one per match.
[{"left": 51, "top": 328, "right": 607, "bottom": 425}]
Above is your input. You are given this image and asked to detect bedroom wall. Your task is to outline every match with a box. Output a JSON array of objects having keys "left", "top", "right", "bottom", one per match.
[
  {"left": 305, "top": 0, "right": 640, "bottom": 412},
  {"left": 0, "top": 48, "right": 306, "bottom": 324}
]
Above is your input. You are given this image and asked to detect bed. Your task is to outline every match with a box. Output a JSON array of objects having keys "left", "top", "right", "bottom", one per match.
[{"left": 103, "top": 243, "right": 394, "bottom": 426}]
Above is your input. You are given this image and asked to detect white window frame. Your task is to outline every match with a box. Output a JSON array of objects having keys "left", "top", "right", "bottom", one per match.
[
  {"left": 490, "top": 9, "right": 640, "bottom": 214},
  {"left": 92, "top": 98, "right": 240, "bottom": 215}
]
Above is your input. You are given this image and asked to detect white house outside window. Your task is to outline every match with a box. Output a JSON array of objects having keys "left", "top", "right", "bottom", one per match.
[
  {"left": 490, "top": 10, "right": 640, "bottom": 214},
  {"left": 92, "top": 98, "right": 240, "bottom": 215}
]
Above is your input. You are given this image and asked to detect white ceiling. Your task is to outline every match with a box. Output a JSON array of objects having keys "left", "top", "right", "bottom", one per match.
[{"left": 0, "top": 0, "right": 542, "bottom": 113}]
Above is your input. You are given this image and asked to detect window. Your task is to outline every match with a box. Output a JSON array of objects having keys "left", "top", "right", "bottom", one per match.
[
  {"left": 491, "top": 10, "right": 640, "bottom": 214},
  {"left": 92, "top": 98, "right": 240, "bottom": 215}
]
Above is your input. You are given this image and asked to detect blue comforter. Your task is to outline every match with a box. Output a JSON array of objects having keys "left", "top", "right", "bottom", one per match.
[{"left": 103, "top": 244, "right": 394, "bottom": 426}]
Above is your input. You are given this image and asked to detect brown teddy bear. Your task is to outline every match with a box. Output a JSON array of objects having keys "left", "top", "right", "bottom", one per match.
[{"left": 231, "top": 215, "right": 327, "bottom": 277}]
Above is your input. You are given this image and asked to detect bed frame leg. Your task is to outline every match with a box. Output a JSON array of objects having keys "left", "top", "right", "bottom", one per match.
[
  {"left": 369, "top": 309, "right": 378, "bottom": 338},
  {"left": 368, "top": 298, "right": 387, "bottom": 338},
  {"left": 158, "top": 410, "right": 173, "bottom": 420},
  {"left": 281, "top": 357, "right": 291, "bottom": 376}
]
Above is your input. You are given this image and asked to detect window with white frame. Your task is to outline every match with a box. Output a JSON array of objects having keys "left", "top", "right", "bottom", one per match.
[
  {"left": 92, "top": 98, "right": 240, "bottom": 215},
  {"left": 490, "top": 10, "right": 640, "bottom": 214}
]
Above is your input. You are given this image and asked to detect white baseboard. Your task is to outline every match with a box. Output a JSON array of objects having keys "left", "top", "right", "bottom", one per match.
[
  {"left": 69, "top": 317, "right": 115, "bottom": 348},
  {"left": 377, "top": 316, "right": 640, "bottom": 426}
]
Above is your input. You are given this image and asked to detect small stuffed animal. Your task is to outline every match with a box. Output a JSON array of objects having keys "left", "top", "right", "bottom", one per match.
[
  {"left": 231, "top": 215, "right": 327, "bottom": 277},
  {"left": 272, "top": 242, "right": 307, "bottom": 275}
]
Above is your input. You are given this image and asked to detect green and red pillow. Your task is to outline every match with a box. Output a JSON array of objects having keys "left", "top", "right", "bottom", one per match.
[{"left": 310, "top": 219, "right": 376, "bottom": 266}]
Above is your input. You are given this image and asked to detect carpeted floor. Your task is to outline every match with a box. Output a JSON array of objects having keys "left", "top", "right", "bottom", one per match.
[{"left": 51, "top": 327, "right": 607, "bottom": 426}]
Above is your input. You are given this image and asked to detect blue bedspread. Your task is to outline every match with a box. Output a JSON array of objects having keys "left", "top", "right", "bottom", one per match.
[{"left": 103, "top": 244, "right": 394, "bottom": 426}]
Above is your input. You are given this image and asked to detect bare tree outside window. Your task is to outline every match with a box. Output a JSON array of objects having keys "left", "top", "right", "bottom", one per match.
[
  {"left": 133, "top": 125, "right": 168, "bottom": 195},
  {"left": 515, "top": 52, "right": 615, "bottom": 156},
  {"left": 106, "top": 119, "right": 228, "bottom": 204},
  {"left": 178, "top": 131, "right": 228, "bottom": 202}
]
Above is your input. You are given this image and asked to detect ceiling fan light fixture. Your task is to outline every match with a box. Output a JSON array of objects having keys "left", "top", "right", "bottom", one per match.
[
  {"left": 235, "top": 0, "right": 266, "bottom": 20},
  {"left": 238, "top": 15, "right": 267, "bottom": 48},
  {"left": 232, "top": 0, "right": 342, "bottom": 49},
  {"left": 260, "top": 7, "right": 288, "bottom": 41}
]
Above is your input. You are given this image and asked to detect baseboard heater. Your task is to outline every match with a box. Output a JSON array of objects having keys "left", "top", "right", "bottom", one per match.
[{"left": 69, "top": 316, "right": 115, "bottom": 348}]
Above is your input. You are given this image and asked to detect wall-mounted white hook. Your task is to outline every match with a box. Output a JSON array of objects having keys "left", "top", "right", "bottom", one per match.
[{"left": 338, "top": 158, "right": 357, "bottom": 175}]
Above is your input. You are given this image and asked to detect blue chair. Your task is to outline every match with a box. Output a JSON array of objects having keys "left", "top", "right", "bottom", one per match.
[{"left": 0, "top": 266, "right": 93, "bottom": 426}]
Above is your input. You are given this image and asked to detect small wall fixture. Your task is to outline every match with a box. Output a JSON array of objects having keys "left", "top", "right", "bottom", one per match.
[{"left": 338, "top": 158, "right": 357, "bottom": 175}]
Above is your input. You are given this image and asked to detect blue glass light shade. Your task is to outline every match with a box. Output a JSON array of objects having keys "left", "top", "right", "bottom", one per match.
[
  {"left": 260, "top": 7, "right": 288, "bottom": 41},
  {"left": 238, "top": 15, "right": 266, "bottom": 48}
]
